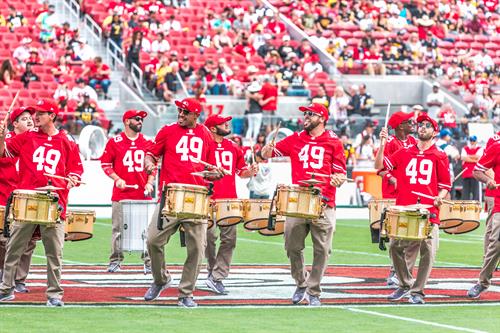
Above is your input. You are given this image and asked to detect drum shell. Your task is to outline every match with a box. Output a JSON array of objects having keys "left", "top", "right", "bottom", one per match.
[
  {"left": 439, "top": 200, "right": 480, "bottom": 230},
  {"left": 368, "top": 199, "right": 395, "bottom": 229},
  {"left": 385, "top": 207, "right": 431, "bottom": 240},
  {"left": 121, "top": 200, "right": 156, "bottom": 252},
  {"left": 65, "top": 210, "right": 96, "bottom": 241},
  {"left": 212, "top": 199, "right": 244, "bottom": 227},
  {"left": 258, "top": 219, "right": 285, "bottom": 236},
  {"left": 162, "top": 184, "right": 209, "bottom": 220},
  {"left": 243, "top": 199, "right": 273, "bottom": 230},
  {"left": 12, "top": 190, "right": 60, "bottom": 225},
  {"left": 276, "top": 185, "right": 321, "bottom": 219}
]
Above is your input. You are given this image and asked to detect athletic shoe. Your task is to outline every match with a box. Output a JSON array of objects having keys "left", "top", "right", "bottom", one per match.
[
  {"left": 107, "top": 262, "right": 121, "bottom": 273},
  {"left": 205, "top": 275, "right": 226, "bottom": 294},
  {"left": 0, "top": 292, "right": 15, "bottom": 302},
  {"left": 386, "top": 271, "right": 399, "bottom": 287},
  {"left": 306, "top": 293, "right": 321, "bottom": 307},
  {"left": 467, "top": 284, "right": 487, "bottom": 299},
  {"left": 46, "top": 298, "right": 64, "bottom": 307},
  {"left": 178, "top": 297, "right": 198, "bottom": 308},
  {"left": 14, "top": 283, "right": 29, "bottom": 293},
  {"left": 291, "top": 287, "right": 307, "bottom": 304},
  {"left": 144, "top": 277, "right": 171, "bottom": 301},
  {"left": 387, "top": 288, "right": 409, "bottom": 301},
  {"left": 408, "top": 294, "right": 425, "bottom": 304},
  {"left": 144, "top": 264, "right": 152, "bottom": 275}
]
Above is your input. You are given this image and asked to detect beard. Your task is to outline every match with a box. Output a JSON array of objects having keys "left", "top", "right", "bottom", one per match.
[
  {"left": 216, "top": 127, "right": 231, "bottom": 136},
  {"left": 417, "top": 131, "right": 433, "bottom": 141},
  {"left": 129, "top": 123, "right": 142, "bottom": 133},
  {"left": 304, "top": 118, "right": 321, "bottom": 132}
]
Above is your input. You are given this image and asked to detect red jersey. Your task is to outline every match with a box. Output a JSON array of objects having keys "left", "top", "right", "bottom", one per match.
[
  {"left": 208, "top": 138, "right": 248, "bottom": 200},
  {"left": 381, "top": 135, "right": 417, "bottom": 199},
  {"left": 4, "top": 128, "right": 83, "bottom": 219},
  {"left": 384, "top": 144, "right": 451, "bottom": 224},
  {"left": 0, "top": 132, "right": 19, "bottom": 205},
  {"left": 475, "top": 141, "right": 500, "bottom": 214},
  {"left": 260, "top": 82, "right": 278, "bottom": 112},
  {"left": 88, "top": 63, "right": 110, "bottom": 80},
  {"left": 272, "top": 130, "right": 346, "bottom": 207},
  {"left": 461, "top": 145, "right": 483, "bottom": 179},
  {"left": 147, "top": 123, "right": 214, "bottom": 191},
  {"left": 100, "top": 132, "right": 154, "bottom": 202},
  {"left": 481, "top": 132, "right": 500, "bottom": 198}
]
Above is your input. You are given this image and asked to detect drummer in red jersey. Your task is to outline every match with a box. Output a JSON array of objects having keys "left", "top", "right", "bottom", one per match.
[
  {"left": 100, "top": 110, "right": 156, "bottom": 274},
  {"left": 204, "top": 114, "right": 258, "bottom": 295},
  {"left": 374, "top": 111, "right": 418, "bottom": 287},
  {"left": 380, "top": 113, "right": 451, "bottom": 304},
  {"left": 260, "top": 103, "right": 347, "bottom": 306},
  {"left": 143, "top": 97, "right": 222, "bottom": 308},
  {"left": 0, "top": 98, "right": 83, "bottom": 307},
  {"left": 0, "top": 107, "right": 37, "bottom": 294}
]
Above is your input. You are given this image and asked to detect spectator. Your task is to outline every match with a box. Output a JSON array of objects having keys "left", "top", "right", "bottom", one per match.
[
  {"left": 36, "top": 4, "right": 58, "bottom": 42},
  {"left": 310, "top": 29, "right": 329, "bottom": 50},
  {"left": 179, "top": 56, "right": 194, "bottom": 82},
  {"left": 160, "top": 62, "right": 179, "bottom": 102},
  {"left": 446, "top": 59, "right": 463, "bottom": 80},
  {"left": 460, "top": 136, "right": 483, "bottom": 200},
  {"left": 287, "top": 67, "right": 309, "bottom": 97},
  {"left": 151, "top": 32, "right": 171, "bottom": 54},
  {"left": 354, "top": 120, "right": 378, "bottom": 149},
  {"left": 266, "top": 12, "right": 286, "bottom": 34},
  {"left": 75, "top": 93, "right": 99, "bottom": 129},
  {"left": 250, "top": 25, "right": 267, "bottom": 53},
  {"left": 12, "top": 37, "right": 32, "bottom": 67},
  {"left": 349, "top": 84, "right": 374, "bottom": 116},
  {"left": 53, "top": 77, "right": 71, "bottom": 105},
  {"left": 126, "top": 30, "right": 143, "bottom": 69},
  {"left": 105, "top": 14, "right": 127, "bottom": 49},
  {"left": 330, "top": 86, "right": 350, "bottom": 129},
  {"left": 435, "top": 128, "right": 460, "bottom": 164},
  {"left": 475, "top": 86, "right": 495, "bottom": 115},
  {"left": 75, "top": 40, "right": 96, "bottom": 61},
  {"left": 82, "top": 56, "right": 112, "bottom": 100},
  {"left": 340, "top": 133, "right": 357, "bottom": 167},
  {"left": 211, "top": 12, "right": 231, "bottom": 31},
  {"left": 277, "top": 35, "right": 294, "bottom": 61},
  {"left": 51, "top": 55, "right": 73, "bottom": 82},
  {"left": 437, "top": 103, "right": 458, "bottom": 138},
  {"left": 260, "top": 76, "right": 278, "bottom": 131},
  {"left": 472, "top": 48, "right": 494, "bottom": 73},
  {"left": 213, "top": 28, "right": 233, "bottom": 52},
  {"left": 426, "top": 82, "right": 445, "bottom": 118},
  {"left": 465, "top": 15, "right": 485, "bottom": 34},
  {"left": 355, "top": 134, "right": 376, "bottom": 168},
  {"left": 162, "top": 14, "right": 182, "bottom": 32},
  {"left": 211, "top": 58, "right": 232, "bottom": 95},
  {"left": 71, "top": 77, "right": 98, "bottom": 102},
  {"left": 363, "top": 44, "right": 386, "bottom": 76},
  {"left": 20, "top": 64, "right": 39, "bottom": 88},
  {"left": 310, "top": 84, "right": 330, "bottom": 108},
  {"left": 0, "top": 59, "right": 16, "bottom": 86},
  {"left": 233, "top": 32, "right": 255, "bottom": 61},
  {"left": 39, "top": 41, "right": 57, "bottom": 62},
  {"left": 188, "top": 69, "right": 208, "bottom": 97},
  {"left": 295, "top": 38, "right": 314, "bottom": 59},
  {"left": 193, "top": 26, "right": 212, "bottom": 53},
  {"left": 315, "top": 7, "right": 334, "bottom": 32},
  {"left": 387, "top": 8, "right": 408, "bottom": 33},
  {"left": 247, "top": 153, "right": 272, "bottom": 199},
  {"left": 303, "top": 54, "right": 323, "bottom": 79},
  {"left": 6, "top": 5, "right": 28, "bottom": 32},
  {"left": 245, "top": 81, "right": 264, "bottom": 141}
]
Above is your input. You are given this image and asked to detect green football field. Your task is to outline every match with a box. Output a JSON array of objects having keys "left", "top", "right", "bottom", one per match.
[{"left": 2, "top": 216, "right": 499, "bottom": 333}]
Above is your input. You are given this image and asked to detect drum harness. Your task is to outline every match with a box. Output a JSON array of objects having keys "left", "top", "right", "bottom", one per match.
[{"left": 3, "top": 192, "right": 14, "bottom": 238}]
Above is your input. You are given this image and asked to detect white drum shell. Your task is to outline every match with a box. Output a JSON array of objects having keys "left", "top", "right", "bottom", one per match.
[{"left": 121, "top": 200, "right": 156, "bottom": 252}]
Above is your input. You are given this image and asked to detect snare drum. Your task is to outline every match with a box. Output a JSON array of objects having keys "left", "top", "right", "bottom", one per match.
[
  {"left": 65, "top": 210, "right": 96, "bottom": 241},
  {"left": 11, "top": 190, "right": 60, "bottom": 225},
  {"left": 443, "top": 200, "right": 481, "bottom": 235},
  {"left": 384, "top": 206, "right": 431, "bottom": 240},
  {"left": 121, "top": 200, "right": 156, "bottom": 252},
  {"left": 275, "top": 185, "right": 322, "bottom": 219},
  {"left": 212, "top": 199, "right": 244, "bottom": 227},
  {"left": 162, "top": 184, "right": 209, "bottom": 220},
  {"left": 258, "top": 218, "right": 285, "bottom": 236},
  {"left": 368, "top": 199, "right": 396, "bottom": 229},
  {"left": 439, "top": 201, "right": 464, "bottom": 229},
  {"left": 0, "top": 206, "right": 5, "bottom": 232},
  {"left": 243, "top": 199, "right": 272, "bottom": 230}
]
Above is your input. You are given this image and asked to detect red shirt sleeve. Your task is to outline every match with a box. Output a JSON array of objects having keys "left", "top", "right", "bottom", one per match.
[
  {"left": 272, "top": 134, "right": 295, "bottom": 157},
  {"left": 476, "top": 142, "right": 498, "bottom": 172},
  {"left": 148, "top": 125, "right": 168, "bottom": 158},
  {"left": 4, "top": 131, "right": 27, "bottom": 158},
  {"left": 435, "top": 151, "right": 452, "bottom": 192},
  {"left": 331, "top": 138, "right": 347, "bottom": 174},
  {"left": 234, "top": 144, "right": 248, "bottom": 175},
  {"left": 100, "top": 139, "right": 116, "bottom": 177},
  {"left": 67, "top": 140, "right": 84, "bottom": 181}
]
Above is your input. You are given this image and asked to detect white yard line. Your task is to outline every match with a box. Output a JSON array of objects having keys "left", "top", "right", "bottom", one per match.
[
  {"left": 344, "top": 307, "right": 488, "bottom": 333},
  {"left": 32, "top": 255, "right": 92, "bottom": 266}
]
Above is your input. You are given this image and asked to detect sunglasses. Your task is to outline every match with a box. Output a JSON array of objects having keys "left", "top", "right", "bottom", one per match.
[
  {"left": 132, "top": 116, "right": 143, "bottom": 122},
  {"left": 178, "top": 108, "right": 192, "bottom": 116},
  {"left": 304, "top": 111, "right": 321, "bottom": 117},
  {"left": 417, "top": 122, "right": 433, "bottom": 129}
]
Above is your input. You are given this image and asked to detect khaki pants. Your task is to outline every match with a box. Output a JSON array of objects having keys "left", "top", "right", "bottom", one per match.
[
  {"left": 0, "top": 235, "right": 37, "bottom": 284},
  {"left": 206, "top": 224, "right": 237, "bottom": 281},
  {"left": 484, "top": 196, "right": 495, "bottom": 256},
  {"left": 284, "top": 207, "right": 335, "bottom": 297},
  {"left": 0, "top": 222, "right": 65, "bottom": 299},
  {"left": 146, "top": 204, "right": 208, "bottom": 298},
  {"left": 110, "top": 202, "right": 150, "bottom": 266},
  {"left": 391, "top": 224, "right": 439, "bottom": 297},
  {"left": 388, "top": 239, "right": 421, "bottom": 277},
  {"left": 479, "top": 212, "right": 500, "bottom": 288}
]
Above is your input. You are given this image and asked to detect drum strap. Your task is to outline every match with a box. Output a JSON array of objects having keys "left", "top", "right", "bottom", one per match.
[
  {"left": 157, "top": 184, "right": 167, "bottom": 231},
  {"left": 179, "top": 228, "right": 186, "bottom": 247},
  {"left": 267, "top": 189, "right": 278, "bottom": 231},
  {"left": 378, "top": 209, "right": 388, "bottom": 251},
  {"left": 3, "top": 192, "right": 14, "bottom": 238}
]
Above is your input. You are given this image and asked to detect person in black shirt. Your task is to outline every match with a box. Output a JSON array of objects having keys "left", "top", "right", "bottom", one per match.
[
  {"left": 20, "top": 64, "right": 39, "bottom": 88},
  {"left": 108, "top": 14, "right": 126, "bottom": 48},
  {"left": 179, "top": 56, "right": 194, "bottom": 82}
]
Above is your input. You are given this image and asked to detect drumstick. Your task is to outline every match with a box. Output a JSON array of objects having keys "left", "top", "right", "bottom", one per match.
[
  {"left": 191, "top": 157, "right": 231, "bottom": 176},
  {"left": 271, "top": 121, "right": 281, "bottom": 145},
  {"left": 453, "top": 167, "right": 467, "bottom": 183},
  {"left": 249, "top": 138, "right": 256, "bottom": 177},
  {"left": 381, "top": 101, "right": 391, "bottom": 146},
  {"left": 124, "top": 184, "right": 139, "bottom": 189},
  {"left": 3, "top": 90, "right": 20, "bottom": 127},
  {"left": 43, "top": 173, "right": 87, "bottom": 185},
  {"left": 411, "top": 191, "right": 453, "bottom": 205},
  {"left": 306, "top": 171, "right": 354, "bottom": 182}
]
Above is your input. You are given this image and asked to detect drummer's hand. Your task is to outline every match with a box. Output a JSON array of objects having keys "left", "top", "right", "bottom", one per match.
[
  {"left": 249, "top": 163, "right": 259, "bottom": 176},
  {"left": 330, "top": 173, "right": 346, "bottom": 187},
  {"left": 67, "top": 175, "right": 79, "bottom": 189},
  {"left": 144, "top": 182, "right": 154, "bottom": 195},
  {"left": 261, "top": 143, "right": 274, "bottom": 158},
  {"left": 486, "top": 180, "right": 497, "bottom": 190},
  {"left": 115, "top": 178, "right": 126, "bottom": 189},
  {"left": 433, "top": 196, "right": 443, "bottom": 208},
  {"left": 388, "top": 176, "right": 397, "bottom": 186},
  {"left": 379, "top": 127, "right": 388, "bottom": 144}
]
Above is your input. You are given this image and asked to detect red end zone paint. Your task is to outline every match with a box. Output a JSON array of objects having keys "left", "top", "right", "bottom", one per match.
[{"left": 4, "top": 265, "right": 500, "bottom": 306}]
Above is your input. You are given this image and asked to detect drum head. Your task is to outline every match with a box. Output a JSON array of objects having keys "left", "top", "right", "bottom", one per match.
[
  {"left": 439, "top": 219, "right": 463, "bottom": 230},
  {"left": 258, "top": 221, "right": 284, "bottom": 236},
  {"left": 65, "top": 232, "right": 93, "bottom": 242},
  {"left": 217, "top": 216, "right": 244, "bottom": 227},
  {"left": 443, "top": 220, "right": 480, "bottom": 235},
  {"left": 243, "top": 219, "right": 268, "bottom": 230}
]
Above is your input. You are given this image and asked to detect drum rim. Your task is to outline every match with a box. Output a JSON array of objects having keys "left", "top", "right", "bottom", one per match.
[
  {"left": 65, "top": 232, "right": 93, "bottom": 241},
  {"left": 13, "top": 189, "right": 54, "bottom": 195},
  {"left": 119, "top": 200, "right": 156, "bottom": 204},
  {"left": 443, "top": 220, "right": 480, "bottom": 235},
  {"left": 216, "top": 216, "right": 244, "bottom": 227},
  {"left": 243, "top": 219, "right": 269, "bottom": 230},
  {"left": 438, "top": 219, "right": 463, "bottom": 229},
  {"left": 277, "top": 184, "right": 320, "bottom": 191},
  {"left": 166, "top": 183, "right": 208, "bottom": 191}
]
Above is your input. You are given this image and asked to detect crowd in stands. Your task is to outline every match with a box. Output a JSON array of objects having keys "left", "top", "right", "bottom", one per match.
[{"left": 0, "top": 1, "right": 112, "bottom": 134}]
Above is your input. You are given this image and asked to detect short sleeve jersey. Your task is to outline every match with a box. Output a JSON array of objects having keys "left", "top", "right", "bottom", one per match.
[
  {"left": 272, "top": 130, "right": 346, "bottom": 208},
  {"left": 100, "top": 132, "right": 154, "bottom": 202},
  {"left": 384, "top": 144, "right": 451, "bottom": 223},
  {"left": 381, "top": 135, "right": 417, "bottom": 199},
  {"left": 475, "top": 139, "right": 500, "bottom": 214},
  {"left": 147, "top": 123, "right": 214, "bottom": 190},
  {"left": 0, "top": 132, "right": 19, "bottom": 205},
  {"left": 4, "top": 128, "right": 84, "bottom": 219},
  {"left": 208, "top": 138, "right": 248, "bottom": 200},
  {"left": 481, "top": 132, "right": 500, "bottom": 198}
]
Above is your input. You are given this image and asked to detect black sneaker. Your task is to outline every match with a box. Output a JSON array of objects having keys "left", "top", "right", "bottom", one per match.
[
  {"left": 107, "top": 262, "right": 121, "bottom": 273},
  {"left": 178, "top": 297, "right": 198, "bottom": 308},
  {"left": 292, "top": 287, "right": 307, "bottom": 304},
  {"left": 387, "top": 288, "right": 409, "bottom": 301},
  {"left": 46, "top": 298, "right": 64, "bottom": 307},
  {"left": 408, "top": 294, "right": 425, "bottom": 304},
  {"left": 387, "top": 271, "right": 399, "bottom": 287},
  {"left": 14, "top": 283, "right": 29, "bottom": 293},
  {"left": 144, "top": 277, "right": 171, "bottom": 301},
  {"left": 307, "top": 293, "right": 321, "bottom": 306},
  {"left": 467, "top": 284, "right": 487, "bottom": 299},
  {"left": 0, "top": 292, "right": 15, "bottom": 302},
  {"left": 205, "top": 275, "right": 226, "bottom": 294}
]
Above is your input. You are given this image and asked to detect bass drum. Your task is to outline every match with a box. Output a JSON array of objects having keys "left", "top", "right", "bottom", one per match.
[{"left": 78, "top": 125, "right": 107, "bottom": 160}]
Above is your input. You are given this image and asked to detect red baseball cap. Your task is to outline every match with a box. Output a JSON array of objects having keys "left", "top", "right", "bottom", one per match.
[
  {"left": 205, "top": 114, "right": 232, "bottom": 128},
  {"left": 388, "top": 111, "right": 414, "bottom": 129},
  {"left": 31, "top": 98, "right": 59, "bottom": 114},
  {"left": 298, "top": 103, "right": 329, "bottom": 121},
  {"left": 10, "top": 106, "right": 34, "bottom": 123},
  {"left": 174, "top": 98, "right": 202, "bottom": 114},
  {"left": 122, "top": 109, "right": 148, "bottom": 122},
  {"left": 416, "top": 113, "right": 439, "bottom": 132}
]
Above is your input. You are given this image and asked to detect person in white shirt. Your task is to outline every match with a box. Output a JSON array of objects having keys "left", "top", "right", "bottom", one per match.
[
  {"left": 426, "top": 83, "right": 445, "bottom": 118},
  {"left": 71, "top": 78, "right": 98, "bottom": 102},
  {"left": 303, "top": 54, "right": 323, "bottom": 79},
  {"left": 162, "top": 14, "right": 182, "bottom": 32},
  {"left": 151, "top": 32, "right": 171, "bottom": 54},
  {"left": 75, "top": 40, "right": 96, "bottom": 61},
  {"left": 387, "top": 10, "right": 407, "bottom": 32},
  {"left": 12, "top": 38, "right": 32, "bottom": 66},
  {"left": 472, "top": 49, "right": 494, "bottom": 73}
]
